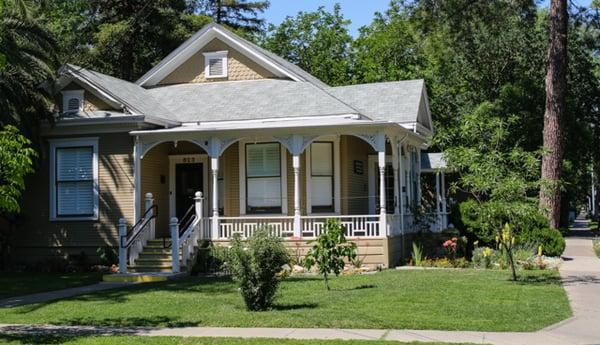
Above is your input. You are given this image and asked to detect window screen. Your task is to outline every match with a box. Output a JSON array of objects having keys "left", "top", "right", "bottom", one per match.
[{"left": 310, "top": 142, "right": 334, "bottom": 213}]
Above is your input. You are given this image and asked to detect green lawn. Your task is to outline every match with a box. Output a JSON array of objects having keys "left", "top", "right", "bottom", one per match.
[
  {"left": 0, "top": 335, "right": 474, "bottom": 345},
  {"left": 0, "top": 272, "right": 103, "bottom": 299},
  {"left": 0, "top": 270, "right": 570, "bottom": 332}
]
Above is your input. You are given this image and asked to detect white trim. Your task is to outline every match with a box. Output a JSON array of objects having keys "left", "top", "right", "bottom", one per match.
[
  {"left": 49, "top": 137, "right": 99, "bottom": 221},
  {"left": 168, "top": 154, "right": 209, "bottom": 219},
  {"left": 367, "top": 154, "right": 394, "bottom": 215},
  {"left": 61, "top": 89, "right": 84, "bottom": 113},
  {"left": 203, "top": 50, "right": 228, "bottom": 78},
  {"left": 238, "top": 139, "right": 288, "bottom": 216},
  {"left": 305, "top": 136, "right": 341, "bottom": 215},
  {"left": 136, "top": 25, "right": 300, "bottom": 86}
]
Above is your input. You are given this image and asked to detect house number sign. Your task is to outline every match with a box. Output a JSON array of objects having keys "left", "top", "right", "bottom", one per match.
[{"left": 182, "top": 157, "right": 196, "bottom": 163}]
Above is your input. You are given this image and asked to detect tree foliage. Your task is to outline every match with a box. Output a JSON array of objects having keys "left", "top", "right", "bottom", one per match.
[
  {"left": 193, "top": 0, "right": 269, "bottom": 33},
  {"left": 0, "top": 125, "right": 36, "bottom": 215},
  {"left": 0, "top": 0, "right": 57, "bottom": 135}
]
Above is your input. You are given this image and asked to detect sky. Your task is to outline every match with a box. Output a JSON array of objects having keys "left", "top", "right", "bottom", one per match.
[{"left": 263, "top": 0, "right": 595, "bottom": 37}]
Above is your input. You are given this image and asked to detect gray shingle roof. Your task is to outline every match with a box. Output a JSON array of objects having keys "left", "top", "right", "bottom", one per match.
[
  {"left": 146, "top": 79, "right": 358, "bottom": 122},
  {"left": 328, "top": 80, "right": 425, "bottom": 124},
  {"left": 63, "top": 64, "right": 174, "bottom": 119}
]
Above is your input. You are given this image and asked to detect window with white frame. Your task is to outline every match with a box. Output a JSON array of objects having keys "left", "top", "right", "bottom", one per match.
[
  {"left": 61, "top": 90, "right": 84, "bottom": 113},
  {"left": 50, "top": 139, "right": 98, "bottom": 220},
  {"left": 245, "top": 142, "right": 282, "bottom": 214},
  {"left": 203, "top": 51, "right": 228, "bottom": 78},
  {"left": 310, "top": 142, "right": 334, "bottom": 213}
]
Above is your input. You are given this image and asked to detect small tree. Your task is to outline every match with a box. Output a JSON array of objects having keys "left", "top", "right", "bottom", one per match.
[
  {"left": 304, "top": 219, "right": 357, "bottom": 290},
  {"left": 228, "top": 228, "right": 289, "bottom": 311}
]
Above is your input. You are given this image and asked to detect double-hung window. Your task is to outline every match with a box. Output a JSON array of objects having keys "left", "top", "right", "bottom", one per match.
[
  {"left": 50, "top": 138, "right": 98, "bottom": 220},
  {"left": 245, "top": 143, "right": 282, "bottom": 214},
  {"left": 310, "top": 142, "right": 334, "bottom": 213}
]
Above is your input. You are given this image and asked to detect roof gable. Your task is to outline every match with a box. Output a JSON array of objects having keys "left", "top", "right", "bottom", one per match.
[{"left": 136, "top": 23, "right": 328, "bottom": 88}]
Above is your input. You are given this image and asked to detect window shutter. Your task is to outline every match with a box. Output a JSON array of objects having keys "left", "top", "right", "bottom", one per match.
[
  {"left": 209, "top": 58, "right": 223, "bottom": 76},
  {"left": 56, "top": 147, "right": 94, "bottom": 216}
]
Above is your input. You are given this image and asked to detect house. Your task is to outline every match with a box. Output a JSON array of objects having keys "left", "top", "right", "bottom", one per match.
[{"left": 17, "top": 23, "right": 446, "bottom": 273}]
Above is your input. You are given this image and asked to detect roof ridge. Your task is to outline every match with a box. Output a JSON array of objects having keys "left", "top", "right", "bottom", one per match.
[{"left": 331, "top": 79, "right": 425, "bottom": 89}]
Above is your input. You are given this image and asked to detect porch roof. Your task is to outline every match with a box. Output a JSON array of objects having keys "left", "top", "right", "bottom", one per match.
[{"left": 421, "top": 152, "right": 448, "bottom": 172}]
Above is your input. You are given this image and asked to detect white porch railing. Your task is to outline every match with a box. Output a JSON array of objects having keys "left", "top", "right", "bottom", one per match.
[
  {"left": 118, "top": 193, "right": 156, "bottom": 273},
  {"left": 300, "top": 215, "right": 382, "bottom": 238},
  {"left": 218, "top": 216, "right": 295, "bottom": 239},
  {"left": 170, "top": 192, "right": 204, "bottom": 273}
]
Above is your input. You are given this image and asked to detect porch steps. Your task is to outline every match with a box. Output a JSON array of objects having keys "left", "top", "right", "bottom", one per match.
[
  {"left": 103, "top": 272, "right": 187, "bottom": 283},
  {"left": 131, "top": 239, "right": 185, "bottom": 273}
]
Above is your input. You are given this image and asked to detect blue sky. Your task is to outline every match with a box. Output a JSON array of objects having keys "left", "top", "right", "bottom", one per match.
[{"left": 263, "top": 0, "right": 594, "bottom": 37}]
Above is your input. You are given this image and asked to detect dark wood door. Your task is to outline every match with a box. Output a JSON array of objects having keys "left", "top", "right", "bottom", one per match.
[{"left": 175, "top": 163, "right": 202, "bottom": 220}]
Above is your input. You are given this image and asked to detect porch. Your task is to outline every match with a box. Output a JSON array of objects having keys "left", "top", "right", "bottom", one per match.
[{"left": 118, "top": 120, "right": 447, "bottom": 272}]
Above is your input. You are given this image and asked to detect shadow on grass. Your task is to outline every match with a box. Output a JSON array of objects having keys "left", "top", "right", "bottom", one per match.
[
  {"left": 271, "top": 303, "right": 318, "bottom": 311},
  {"left": 330, "top": 284, "right": 378, "bottom": 292},
  {"left": 59, "top": 316, "right": 197, "bottom": 328},
  {"left": 515, "top": 272, "right": 563, "bottom": 286},
  {"left": 0, "top": 334, "right": 78, "bottom": 344}
]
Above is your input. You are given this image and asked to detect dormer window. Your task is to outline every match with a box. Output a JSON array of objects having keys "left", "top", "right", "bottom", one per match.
[
  {"left": 62, "top": 90, "right": 84, "bottom": 113},
  {"left": 203, "top": 51, "right": 228, "bottom": 78}
]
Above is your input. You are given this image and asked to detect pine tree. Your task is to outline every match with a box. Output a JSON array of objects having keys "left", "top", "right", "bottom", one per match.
[
  {"left": 195, "top": 0, "right": 269, "bottom": 32},
  {"left": 540, "top": 0, "right": 568, "bottom": 229}
]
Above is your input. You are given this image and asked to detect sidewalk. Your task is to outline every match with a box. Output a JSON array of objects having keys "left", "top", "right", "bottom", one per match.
[{"left": 1, "top": 221, "right": 599, "bottom": 344}]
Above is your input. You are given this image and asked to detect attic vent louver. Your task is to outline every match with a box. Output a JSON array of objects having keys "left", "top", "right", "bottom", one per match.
[
  {"left": 203, "top": 51, "right": 228, "bottom": 78},
  {"left": 61, "top": 90, "right": 84, "bottom": 113}
]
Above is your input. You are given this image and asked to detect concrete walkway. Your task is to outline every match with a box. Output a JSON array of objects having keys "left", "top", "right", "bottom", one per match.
[
  {"left": 0, "top": 282, "right": 132, "bottom": 308},
  {"left": 1, "top": 220, "right": 599, "bottom": 344}
]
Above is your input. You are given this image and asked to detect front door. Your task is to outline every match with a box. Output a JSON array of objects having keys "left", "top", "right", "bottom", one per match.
[{"left": 175, "top": 163, "right": 203, "bottom": 220}]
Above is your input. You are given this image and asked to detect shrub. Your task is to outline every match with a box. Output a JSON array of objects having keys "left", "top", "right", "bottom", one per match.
[
  {"left": 455, "top": 200, "right": 548, "bottom": 245},
  {"left": 229, "top": 228, "right": 289, "bottom": 311},
  {"left": 472, "top": 247, "right": 495, "bottom": 269},
  {"left": 96, "top": 246, "right": 118, "bottom": 266},
  {"left": 191, "top": 241, "right": 232, "bottom": 275},
  {"left": 518, "top": 228, "right": 565, "bottom": 257},
  {"left": 594, "top": 238, "right": 600, "bottom": 259},
  {"left": 304, "top": 219, "right": 357, "bottom": 290}
]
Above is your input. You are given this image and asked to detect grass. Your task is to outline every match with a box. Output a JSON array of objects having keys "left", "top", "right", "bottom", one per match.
[
  {"left": 0, "top": 335, "right": 476, "bottom": 345},
  {"left": 0, "top": 272, "right": 103, "bottom": 299},
  {"left": 593, "top": 238, "right": 600, "bottom": 258},
  {"left": 0, "top": 269, "right": 570, "bottom": 332}
]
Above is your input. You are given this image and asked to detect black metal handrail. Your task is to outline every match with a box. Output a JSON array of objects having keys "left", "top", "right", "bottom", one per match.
[
  {"left": 121, "top": 204, "right": 158, "bottom": 248},
  {"left": 164, "top": 203, "right": 197, "bottom": 249}
]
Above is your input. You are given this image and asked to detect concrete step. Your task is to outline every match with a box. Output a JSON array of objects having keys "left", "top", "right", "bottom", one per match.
[
  {"left": 128, "top": 266, "right": 186, "bottom": 273},
  {"left": 135, "top": 258, "right": 173, "bottom": 265},
  {"left": 103, "top": 272, "right": 187, "bottom": 283}
]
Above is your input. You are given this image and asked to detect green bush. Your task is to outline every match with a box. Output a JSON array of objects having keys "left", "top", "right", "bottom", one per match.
[
  {"left": 593, "top": 238, "right": 600, "bottom": 258},
  {"left": 96, "top": 246, "right": 118, "bottom": 266},
  {"left": 454, "top": 200, "right": 549, "bottom": 245},
  {"left": 518, "top": 228, "right": 565, "bottom": 257},
  {"left": 191, "top": 241, "right": 232, "bottom": 275},
  {"left": 229, "top": 228, "right": 289, "bottom": 311}
]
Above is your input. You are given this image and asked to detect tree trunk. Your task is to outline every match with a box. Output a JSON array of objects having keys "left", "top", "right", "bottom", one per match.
[{"left": 540, "top": 0, "right": 568, "bottom": 229}]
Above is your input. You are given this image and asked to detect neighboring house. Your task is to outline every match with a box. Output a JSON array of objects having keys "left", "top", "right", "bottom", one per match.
[{"left": 17, "top": 23, "right": 445, "bottom": 272}]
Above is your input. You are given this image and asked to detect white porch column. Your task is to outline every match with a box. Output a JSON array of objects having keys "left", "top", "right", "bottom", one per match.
[
  {"left": 441, "top": 171, "right": 447, "bottom": 229},
  {"left": 145, "top": 192, "right": 155, "bottom": 240},
  {"left": 133, "top": 138, "right": 142, "bottom": 221},
  {"left": 378, "top": 150, "right": 387, "bottom": 233},
  {"left": 398, "top": 141, "right": 405, "bottom": 234},
  {"left": 211, "top": 157, "right": 219, "bottom": 239},
  {"left": 435, "top": 172, "right": 441, "bottom": 231},
  {"left": 592, "top": 171, "right": 596, "bottom": 216},
  {"left": 392, "top": 142, "right": 400, "bottom": 216},
  {"left": 293, "top": 154, "right": 302, "bottom": 238}
]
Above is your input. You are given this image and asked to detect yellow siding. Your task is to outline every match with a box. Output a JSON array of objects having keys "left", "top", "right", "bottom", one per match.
[
  {"left": 15, "top": 133, "right": 134, "bottom": 261},
  {"left": 59, "top": 82, "right": 114, "bottom": 112},
  {"left": 158, "top": 39, "right": 276, "bottom": 85},
  {"left": 340, "top": 135, "right": 372, "bottom": 214},
  {"left": 140, "top": 142, "right": 170, "bottom": 237}
]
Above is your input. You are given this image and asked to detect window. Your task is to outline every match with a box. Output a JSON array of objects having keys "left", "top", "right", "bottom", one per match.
[
  {"left": 310, "top": 142, "right": 334, "bottom": 213},
  {"left": 61, "top": 90, "right": 84, "bottom": 113},
  {"left": 50, "top": 138, "right": 98, "bottom": 220},
  {"left": 245, "top": 143, "right": 282, "bottom": 214},
  {"left": 203, "top": 51, "right": 228, "bottom": 78}
]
